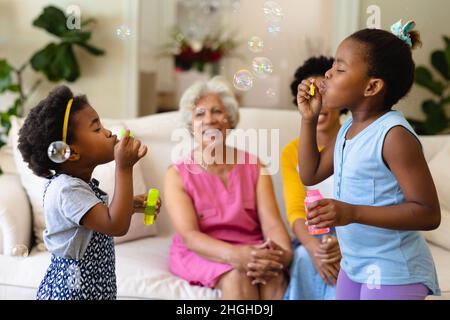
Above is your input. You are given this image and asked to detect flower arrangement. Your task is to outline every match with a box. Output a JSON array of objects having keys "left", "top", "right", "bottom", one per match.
[{"left": 163, "top": 27, "right": 239, "bottom": 74}]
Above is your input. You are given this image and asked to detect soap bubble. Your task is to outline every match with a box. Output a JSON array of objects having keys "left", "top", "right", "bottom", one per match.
[
  {"left": 48, "top": 141, "right": 71, "bottom": 163},
  {"left": 266, "top": 88, "right": 276, "bottom": 99},
  {"left": 11, "top": 244, "right": 29, "bottom": 257},
  {"left": 233, "top": 70, "right": 254, "bottom": 91},
  {"left": 248, "top": 36, "right": 264, "bottom": 53},
  {"left": 267, "top": 21, "right": 281, "bottom": 36},
  {"left": 231, "top": 0, "right": 241, "bottom": 12},
  {"left": 116, "top": 25, "right": 132, "bottom": 40},
  {"left": 252, "top": 57, "right": 273, "bottom": 78},
  {"left": 263, "top": 1, "right": 283, "bottom": 22}
]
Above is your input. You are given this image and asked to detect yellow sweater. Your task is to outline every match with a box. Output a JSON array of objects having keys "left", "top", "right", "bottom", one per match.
[{"left": 281, "top": 138, "right": 323, "bottom": 227}]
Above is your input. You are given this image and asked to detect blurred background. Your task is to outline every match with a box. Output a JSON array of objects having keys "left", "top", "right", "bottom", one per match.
[{"left": 1, "top": 0, "right": 449, "bottom": 139}]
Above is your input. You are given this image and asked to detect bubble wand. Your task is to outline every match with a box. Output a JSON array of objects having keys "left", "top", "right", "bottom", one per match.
[{"left": 144, "top": 188, "right": 159, "bottom": 225}]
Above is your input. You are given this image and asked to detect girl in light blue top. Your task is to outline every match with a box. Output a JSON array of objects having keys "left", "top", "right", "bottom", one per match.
[{"left": 296, "top": 21, "right": 441, "bottom": 300}]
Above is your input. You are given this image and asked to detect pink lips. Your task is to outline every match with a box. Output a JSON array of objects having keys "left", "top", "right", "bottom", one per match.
[{"left": 319, "top": 81, "right": 327, "bottom": 94}]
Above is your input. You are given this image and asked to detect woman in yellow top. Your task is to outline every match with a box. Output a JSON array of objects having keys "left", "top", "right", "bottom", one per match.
[{"left": 282, "top": 56, "right": 346, "bottom": 300}]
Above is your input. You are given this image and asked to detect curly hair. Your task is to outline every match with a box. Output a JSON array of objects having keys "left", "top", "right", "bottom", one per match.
[
  {"left": 18, "top": 85, "right": 89, "bottom": 178},
  {"left": 290, "top": 56, "right": 334, "bottom": 106},
  {"left": 349, "top": 28, "right": 422, "bottom": 108}
]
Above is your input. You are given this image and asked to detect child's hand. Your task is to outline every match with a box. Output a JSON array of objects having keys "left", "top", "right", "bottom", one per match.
[
  {"left": 133, "top": 194, "right": 162, "bottom": 217},
  {"left": 114, "top": 130, "right": 147, "bottom": 169},
  {"left": 297, "top": 78, "right": 323, "bottom": 122},
  {"left": 306, "top": 199, "right": 353, "bottom": 228}
]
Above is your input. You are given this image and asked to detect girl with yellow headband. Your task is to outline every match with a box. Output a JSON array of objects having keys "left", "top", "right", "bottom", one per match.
[{"left": 18, "top": 85, "right": 161, "bottom": 300}]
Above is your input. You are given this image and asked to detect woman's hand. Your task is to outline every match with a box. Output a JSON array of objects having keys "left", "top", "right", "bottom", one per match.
[
  {"left": 114, "top": 130, "right": 148, "bottom": 170},
  {"left": 315, "top": 235, "right": 342, "bottom": 265},
  {"left": 246, "top": 239, "right": 288, "bottom": 285},
  {"left": 304, "top": 237, "right": 340, "bottom": 286},
  {"left": 306, "top": 199, "right": 354, "bottom": 228},
  {"left": 133, "top": 194, "right": 162, "bottom": 219},
  {"left": 297, "top": 78, "right": 323, "bottom": 122}
]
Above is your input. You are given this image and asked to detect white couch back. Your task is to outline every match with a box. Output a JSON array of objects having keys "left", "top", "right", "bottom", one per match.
[{"left": 121, "top": 108, "right": 301, "bottom": 236}]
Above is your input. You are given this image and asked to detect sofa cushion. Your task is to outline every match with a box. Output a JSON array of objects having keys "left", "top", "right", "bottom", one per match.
[
  {"left": 0, "top": 174, "right": 32, "bottom": 255},
  {"left": 9, "top": 118, "right": 157, "bottom": 250},
  {"left": 0, "top": 236, "right": 220, "bottom": 300},
  {"left": 423, "top": 142, "right": 450, "bottom": 250}
]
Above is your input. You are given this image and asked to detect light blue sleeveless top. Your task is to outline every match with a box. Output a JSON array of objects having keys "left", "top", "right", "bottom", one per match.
[{"left": 334, "top": 110, "right": 440, "bottom": 295}]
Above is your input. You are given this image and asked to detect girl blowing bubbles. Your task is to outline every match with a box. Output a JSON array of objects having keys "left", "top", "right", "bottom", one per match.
[
  {"left": 297, "top": 22, "right": 441, "bottom": 300},
  {"left": 18, "top": 85, "right": 160, "bottom": 300}
]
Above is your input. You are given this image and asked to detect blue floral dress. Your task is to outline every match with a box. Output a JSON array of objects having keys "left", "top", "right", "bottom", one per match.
[{"left": 36, "top": 178, "right": 117, "bottom": 300}]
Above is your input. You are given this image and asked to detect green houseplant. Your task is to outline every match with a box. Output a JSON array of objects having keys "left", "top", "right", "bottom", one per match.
[
  {"left": 409, "top": 36, "right": 450, "bottom": 135},
  {"left": 0, "top": 5, "right": 105, "bottom": 157}
]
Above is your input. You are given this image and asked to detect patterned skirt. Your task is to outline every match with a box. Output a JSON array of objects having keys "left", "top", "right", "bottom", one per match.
[{"left": 36, "top": 231, "right": 117, "bottom": 300}]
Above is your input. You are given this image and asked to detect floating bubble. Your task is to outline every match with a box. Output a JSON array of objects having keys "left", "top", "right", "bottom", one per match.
[
  {"left": 116, "top": 25, "right": 132, "bottom": 40},
  {"left": 263, "top": 1, "right": 283, "bottom": 22},
  {"left": 248, "top": 36, "right": 264, "bottom": 53},
  {"left": 233, "top": 70, "right": 254, "bottom": 91},
  {"left": 48, "top": 141, "right": 71, "bottom": 163},
  {"left": 231, "top": 0, "right": 241, "bottom": 12},
  {"left": 266, "top": 88, "right": 276, "bottom": 99},
  {"left": 252, "top": 57, "right": 273, "bottom": 78},
  {"left": 11, "top": 244, "right": 29, "bottom": 257},
  {"left": 267, "top": 21, "right": 281, "bottom": 36}
]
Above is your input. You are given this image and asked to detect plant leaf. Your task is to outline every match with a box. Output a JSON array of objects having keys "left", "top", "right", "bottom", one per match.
[
  {"left": 0, "top": 59, "right": 13, "bottom": 93},
  {"left": 0, "top": 111, "right": 11, "bottom": 131},
  {"left": 32, "top": 6, "right": 68, "bottom": 37},
  {"left": 443, "top": 95, "right": 450, "bottom": 106},
  {"left": 50, "top": 44, "right": 80, "bottom": 82},
  {"left": 7, "top": 84, "right": 20, "bottom": 92},
  {"left": 7, "top": 98, "right": 23, "bottom": 116},
  {"left": 415, "top": 66, "right": 445, "bottom": 96},
  {"left": 444, "top": 36, "right": 450, "bottom": 73},
  {"left": 61, "top": 30, "right": 91, "bottom": 44},
  {"left": 30, "top": 43, "right": 59, "bottom": 81},
  {"left": 431, "top": 50, "right": 450, "bottom": 81},
  {"left": 422, "top": 100, "right": 448, "bottom": 135},
  {"left": 76, "top": 43, "right": 105, "bottom": 56},
  {"left": 31, "top": 43, "right": 80, "bottom": 82}
]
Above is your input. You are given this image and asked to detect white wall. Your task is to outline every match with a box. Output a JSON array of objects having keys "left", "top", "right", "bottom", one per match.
[
  {"left": 0, "top": 0, "right": 138, "bottom": 119},
  {"left": 222, "top": 0, "right": 334, "bottom": 109},
  {"left": 358, "top": 0, "right": 450, "bottom": 120},
  {"left": 139, "top": 0, "right": 176, "bottom": 92},
  {"left": 139, "top": 0, "right": 336, "bottom": 110}
]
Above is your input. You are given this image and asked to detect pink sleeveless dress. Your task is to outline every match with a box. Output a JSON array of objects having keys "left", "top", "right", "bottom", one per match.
[{"left": 168, "top": 151, "right": 265, "bottom": 288}]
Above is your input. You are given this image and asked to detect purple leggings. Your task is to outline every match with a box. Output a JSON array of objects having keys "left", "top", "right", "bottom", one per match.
[{"left": 336, "top": 269, "right": 429, "bottom": 300}]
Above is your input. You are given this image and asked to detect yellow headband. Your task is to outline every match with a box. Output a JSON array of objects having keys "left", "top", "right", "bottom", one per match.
[{"left": 62, "top": 98, "right": 73, "bottom": 144}]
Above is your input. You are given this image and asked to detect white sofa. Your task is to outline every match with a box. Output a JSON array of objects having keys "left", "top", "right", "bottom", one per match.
[{"left": 0, "top": 108, "right": 449, "bottom": 299}]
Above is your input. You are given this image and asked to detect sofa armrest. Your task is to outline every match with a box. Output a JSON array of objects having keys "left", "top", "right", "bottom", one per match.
[{"left": 0, "top": 173, "right": 32, "bottom": 255}]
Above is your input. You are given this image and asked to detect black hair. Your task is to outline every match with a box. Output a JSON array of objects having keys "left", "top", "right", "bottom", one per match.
[
  {"left": 349, "top": 28, "right": 422, "bottom": 108},
  {"left": 290, "top": 56, "right": 334, "bottom": 106},
  {"left": 18, "top": 85, "right": 89, "bottom": 178}
]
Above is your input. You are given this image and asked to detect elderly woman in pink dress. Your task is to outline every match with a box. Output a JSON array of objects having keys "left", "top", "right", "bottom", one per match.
[{"left": 165, "top": 77, "right": 292, "bottom": 300}]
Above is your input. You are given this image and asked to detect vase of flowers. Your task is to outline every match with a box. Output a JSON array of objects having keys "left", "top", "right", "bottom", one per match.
[{"left": 163, "top": 27, "right": 239, "bottom": 76}]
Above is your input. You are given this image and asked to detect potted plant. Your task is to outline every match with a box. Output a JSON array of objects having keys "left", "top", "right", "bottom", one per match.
[
  {"left": 0, "top": 5, "right": 105, "bottom": 172},
  {"left": 409, "top": 36, "right": 450, "bottom": 135}
]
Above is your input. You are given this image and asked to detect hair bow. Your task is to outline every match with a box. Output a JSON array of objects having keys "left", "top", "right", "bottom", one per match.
[{"left": 390, "top": 19, "right": 416, "bottom": 47}]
